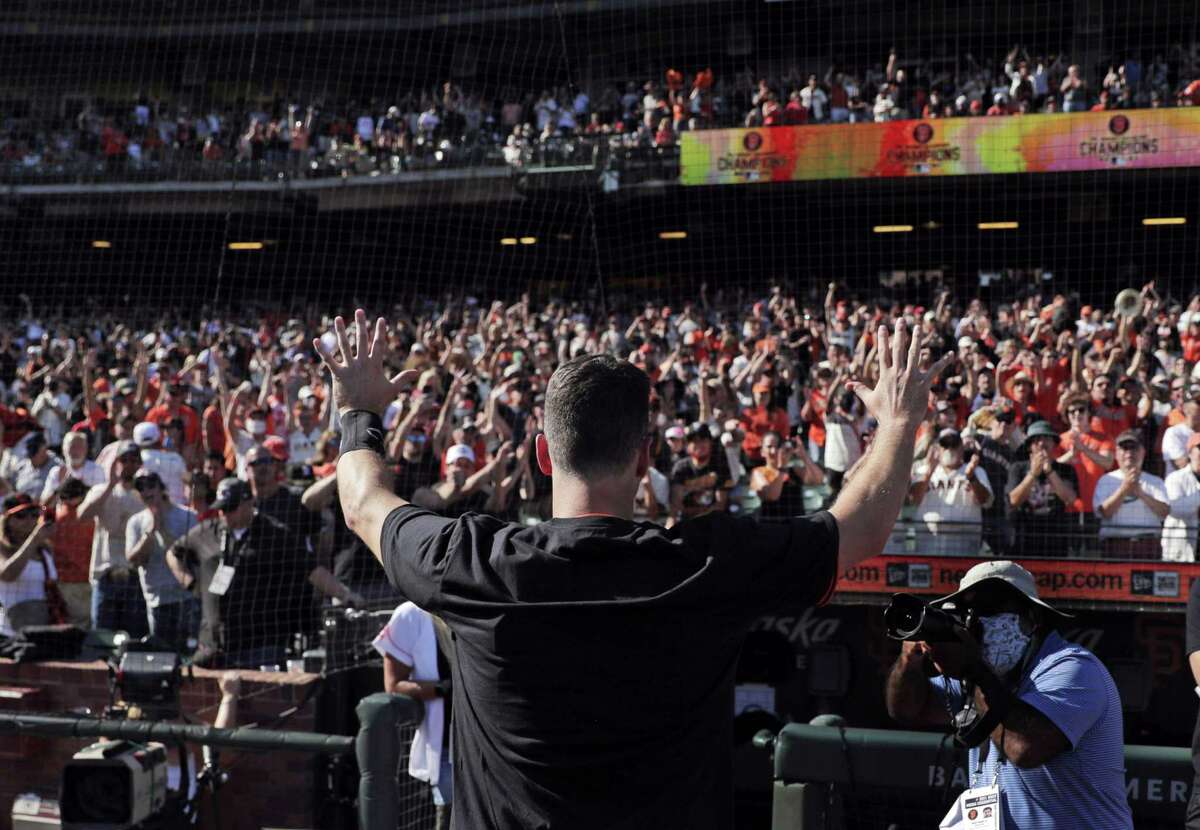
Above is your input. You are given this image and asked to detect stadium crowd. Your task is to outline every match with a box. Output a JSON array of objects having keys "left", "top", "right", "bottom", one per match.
[
  {"left": 5, "top": 43, "right": 1200, "bottom": 181},
  {"left": 0, "top": 280, "right": 1196, "bottom": 663}
]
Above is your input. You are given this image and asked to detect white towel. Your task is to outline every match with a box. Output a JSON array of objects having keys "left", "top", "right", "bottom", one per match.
[{"left": 373, "top": 602, "right": 444, "bottom": 785}]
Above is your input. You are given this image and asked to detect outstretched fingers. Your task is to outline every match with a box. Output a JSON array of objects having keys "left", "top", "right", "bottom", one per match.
[
  {"left": 333, "top": 315, "right": 352, "bottom": 364},
  {"left": 892, "top": 318, "right": 908, "bottom": 373},
  {"left": 925, "top": 350, "right": 957, "bottom": 384},
  {"left": 313, "top": 336, "right": 343, "bottom": 377},
  {"left": 877, "top": 325, "right": 892, "bottom": 373},
  {"left": 907, "top": 323, "right": 923, "bottom": 372},
  {"left": 369, "top": 316, "right": 388, "bottom": 361},
  {"left": 354, "top": 308, "right": 370, "bottom": 359},
  {"left": 388, "top": 369, "right": 420, "bottom": 394}
]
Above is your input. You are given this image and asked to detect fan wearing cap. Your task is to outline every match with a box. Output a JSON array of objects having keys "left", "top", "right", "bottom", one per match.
[
  {"left": 976, "top": 401, "right": 1020, "bottom": 557},
  {"left": 739, "top": 378, "right": 790, "bottom": 464},
  {"left": 287, "top": 386, "right": 325, "bottom": 466},
  {"left": 224, "top": 387, "right": 272, "bottom": 477},
  {"left": 887, "top": 561, "right": 1132, "bottom": 829},
  {"left": 1005, "top": 372, "right": 1040, "bottom": 427},
  {"left": 1162, "top": 432, "right": 1200, "bottom": 562},
  {"left": 1006, "top": 421, "right": 1078, "bottom": 556},
  {"left": 668, "top": 422, "right": 734, "bottom": 524},
  {"left": 77, "top": 441, "right": 149, "bottom": 636},
  {"left": 1056, "top": 396, "right": 1115, "bottom": 527},
  {"left": 317, "top": 310, "right": 951, "bottom": 830},
  {"left": 47, "top": 476, "right": 95, "bottom": 626},
  {"left": 145, "top": 374, "right": 201, "bottom": 454},
  {"left": 132, "top": 421, "right": 187, "bottom": 505},
  {"left": 658, "top": 424, "right": 688, "bottom": 472},
  {"left": 10, "top": 431, "right": 62, "bottom": 501},
  {"left": 1088, "top": 374, "right": 1139, "bottom": 444},
  {"left": 0, "top": 493, "right": 59, "bottom": 636},
  {"left": 243, "top": 444, "right": 323, "bottom": 553},
  {"left": 165, "top": 476, "right": 362, "bottom": 668},
  {"left": 411, "top": 442, "right": 520, "bottom": 519},
  {"left": 908, "top": 428, "right": 993, "bottom": 556},
  {"left": 1093, "top": 429, "right": 1168, "bottom": 559},
  {"left": 126, "top": 470, "right": 200, "bottom": 653}
]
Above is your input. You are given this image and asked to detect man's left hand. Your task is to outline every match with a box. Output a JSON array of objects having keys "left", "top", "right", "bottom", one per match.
[
  {"left": 314, "top": 309, "right": 418, "bottom": 416},
  {"left": 923, "top": 627, "right": 985, "bottom": 680}
]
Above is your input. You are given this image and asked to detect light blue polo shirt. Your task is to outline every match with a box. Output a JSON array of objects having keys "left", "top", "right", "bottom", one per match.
[{"left": 932, "top": 631, "right": 1133, "bottom": 829}]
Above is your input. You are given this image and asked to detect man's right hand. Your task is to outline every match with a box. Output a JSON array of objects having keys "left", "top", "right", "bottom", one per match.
[
  {"left": 314, "top": 310, "right": 419, "bottom": 416},
  {"left": 846, "top": 320, "right": 953, "bottom": 437}
]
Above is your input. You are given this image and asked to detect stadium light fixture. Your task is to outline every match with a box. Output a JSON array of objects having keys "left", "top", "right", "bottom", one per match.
[
  {"left": 499, "top": 238, "right": 519, "bottom": 246},
  {"left": 658, "top": 231, "right": 688, "bottom": 240},
  {"left": 519, "top": 237, "right": 537, "bottom": 245},
  {"left": 922, "top": 221, "right": 942, "bottom": 230},
  {"left": 227, "top": 241, "right": 265, "bottom": 250},
  {"left": 872, "top": 225, "right": 913, "bottom": 233},
  {"left": 1142, "top": 217, "right": 1186, "bottom": 226},
  {"left": 91, "top": 240, "right": 112, "bottom": 249},
  {"left": 978, "top": 221, "right": 1019, "bottom": 230}
]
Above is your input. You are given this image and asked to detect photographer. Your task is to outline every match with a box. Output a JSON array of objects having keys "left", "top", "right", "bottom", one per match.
[{"left": 886, "top": 561, "right": 1132, "bottom": 829}]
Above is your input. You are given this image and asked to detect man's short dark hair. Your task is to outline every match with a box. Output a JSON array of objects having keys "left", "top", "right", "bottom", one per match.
[{"left": 545, "top": 354, "right": 649, "bottom": 478}]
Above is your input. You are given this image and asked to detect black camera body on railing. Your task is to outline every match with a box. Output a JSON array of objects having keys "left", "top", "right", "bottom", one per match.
[{"left": 883, "top": 593, "right": 970, "bottom": 643}]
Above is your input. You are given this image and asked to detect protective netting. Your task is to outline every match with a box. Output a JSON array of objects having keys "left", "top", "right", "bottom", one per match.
[{"left": 2, "top": 2, "right": 1200, "bottom": 824}]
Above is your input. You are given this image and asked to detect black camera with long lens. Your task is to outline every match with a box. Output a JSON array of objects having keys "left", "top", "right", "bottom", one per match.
[{"left": 883, "top": 593, "right": 968, "bottom": 642}]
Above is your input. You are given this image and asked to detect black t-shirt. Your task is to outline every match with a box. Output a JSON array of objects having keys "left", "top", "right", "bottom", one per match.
[
  {"left": 257, "top": 486, "right": 322, "bottom": 547},
  {"left": 331, "top": 478, "right": 404, "bottom": 591},
  {"left": 181, "top": 513, "right": 316, "bottom": 658},
  {"left": 757, "top": 472, "right": 809, "bottom": 520},
  {"left": 1006, "top": 460, "right": 1078, "bottom": 519},
  {"left": 1188, "top": 576, "right": 1200, "bottom": 772},
  {"left": 394, "top": 450, "right": 440, "bottom": 501},
  {"left": 670, "top": 453, "right": 734, "bottom": 515},
  {"left": 977, "top": 437, "right": 1015, "bottom": 518},
  {"left": 380, "top": 507, "right": 839, "bottom": 830}
]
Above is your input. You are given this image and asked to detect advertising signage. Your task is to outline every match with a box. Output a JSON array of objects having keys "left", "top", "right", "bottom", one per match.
[{"left": 679, "top": 109, "right": 1200, "bottom": 185}]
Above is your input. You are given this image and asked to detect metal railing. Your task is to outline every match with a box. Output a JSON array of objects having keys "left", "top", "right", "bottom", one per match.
[
  {"left": 0, "top": 136, "right": 681, "bottom": 188},
  {"left": 0, "top": 692, "right": 426, "bottom": 830}
]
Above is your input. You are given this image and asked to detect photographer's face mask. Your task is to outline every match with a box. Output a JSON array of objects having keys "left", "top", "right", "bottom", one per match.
[{"left": 979, "top": 613, "right": 1031, "bottom": 676}]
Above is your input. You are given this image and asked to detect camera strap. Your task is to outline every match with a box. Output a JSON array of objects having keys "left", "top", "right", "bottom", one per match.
[{"left": 952, "top": 627, "right": 1047, "bottom": 749}]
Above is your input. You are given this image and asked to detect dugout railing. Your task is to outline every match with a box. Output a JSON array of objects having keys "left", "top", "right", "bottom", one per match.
[{"left": 0, "top": 692, "right": 428, "bottom": 830}]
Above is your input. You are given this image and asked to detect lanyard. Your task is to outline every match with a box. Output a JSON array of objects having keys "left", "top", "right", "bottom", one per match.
[
  {"left": 972, "top": 729, "right": 1007, "bottom": 789},
  {"left": 220, "top": 525, "right": 248, "bottom": 568}
]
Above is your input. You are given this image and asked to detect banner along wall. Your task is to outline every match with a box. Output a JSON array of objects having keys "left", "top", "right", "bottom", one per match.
[
  {"left": 679, "top": 109, "right": 1200, "bottom": 185},
  {"left": 837, "top": 555, "right": 1200, "bottom": 607}
]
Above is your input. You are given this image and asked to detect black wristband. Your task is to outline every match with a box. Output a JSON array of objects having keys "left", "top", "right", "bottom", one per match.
[{"left": 339, "top": 410, "right": 386, "bottom": 457}]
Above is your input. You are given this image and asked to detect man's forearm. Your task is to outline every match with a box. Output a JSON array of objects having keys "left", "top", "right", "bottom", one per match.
[
  {"left": 886, "top": 651, "right": 933, "bottom": 725},
  {"left": 338, "top": 448, "right": 404, "bottom": 540},
  {"left": 831, "top": 424, "right": 918, "bottom": 569},
  {"left": 1009, "top": 472, "right": 1037, "bottom": 507}
]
